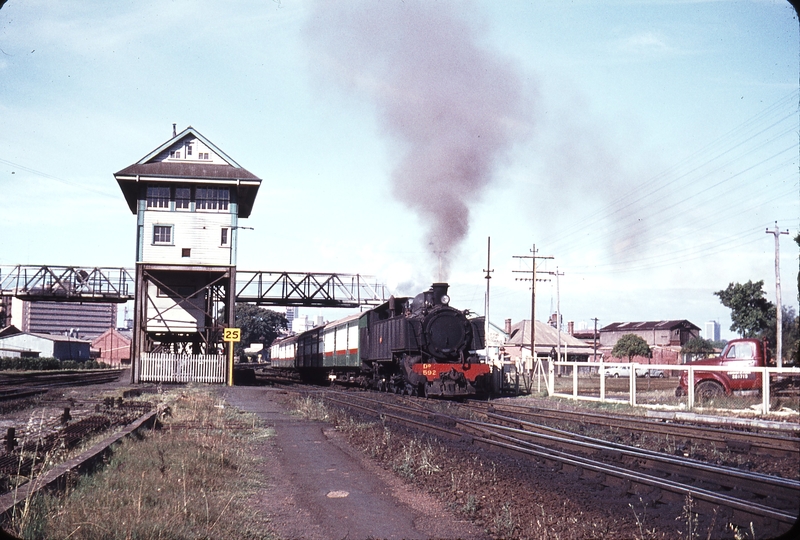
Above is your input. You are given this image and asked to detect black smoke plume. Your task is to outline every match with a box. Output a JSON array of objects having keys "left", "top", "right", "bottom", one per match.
[{"left": 305, "top": 0, "right": 532, "bottom": 279}]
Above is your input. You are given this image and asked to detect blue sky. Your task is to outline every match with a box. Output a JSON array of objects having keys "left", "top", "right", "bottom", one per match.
[{"left": 1, "top": 0, "right": 797, "bottom": 339}]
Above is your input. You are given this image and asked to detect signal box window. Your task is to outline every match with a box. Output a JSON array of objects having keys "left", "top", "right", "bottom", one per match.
[
  {"left": 196, "top": 187, "right": 229, "bottom": 211},
  {"left": 146, "top": 186, "right": 170, "bottom": 208},
  {"left": 221, "top": 227, "right": 230, "bottom": 246},
  {"left": 175, "top": 187, "right": 191, "bottom": 210},
  {"left": 153, "top": 225, "right": 172, "bottom": 245}
]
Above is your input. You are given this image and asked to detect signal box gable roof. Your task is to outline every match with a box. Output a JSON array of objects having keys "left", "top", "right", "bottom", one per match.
[
  {"left": 600, "top": 320, "right": 700, "bottom": 332},
  {"left": 114, "top": 126, "right": 262, "bottom": 218}
]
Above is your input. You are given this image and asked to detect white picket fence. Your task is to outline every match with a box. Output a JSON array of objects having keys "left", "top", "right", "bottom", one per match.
[
  {"left": 140, "top": 353, "right": 226, "bottom": 384},
  {"left": 543, "top": 360, "right": 800, "bottom": 414}
]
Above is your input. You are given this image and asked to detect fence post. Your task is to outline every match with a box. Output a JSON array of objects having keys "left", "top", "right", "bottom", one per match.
[
  {"left": 572, "top": 363, "right": 578, "bottom": 397},
  {"left": 599, "top": 364, "right": 605, "bottom": 401},
  {"left": 629, "top": 368, "right": 636, "bottom": 407},
  {"left": 762, "top": 367, "right": 770, "bottom": 414}
]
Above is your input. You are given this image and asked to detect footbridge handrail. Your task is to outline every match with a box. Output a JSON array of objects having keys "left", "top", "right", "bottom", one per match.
[
  {"left": 235, "top": 271, "right": 387, "bottom": 307},
  {"left": 0, "top": 265, "right": 135, "bottom": 303},
  {"left": 1, "top": 265, "right": 387, "bottom": 308}
]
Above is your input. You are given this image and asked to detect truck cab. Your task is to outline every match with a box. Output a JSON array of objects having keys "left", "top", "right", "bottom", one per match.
[{"left": 675, "top": 338, "right": 767, "bottom": 400}]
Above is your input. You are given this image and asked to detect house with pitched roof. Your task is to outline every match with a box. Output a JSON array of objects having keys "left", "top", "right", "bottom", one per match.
[
  {"left": 502, "top": 319, "right": 595, "bottom": 372},
  {"left": 598, "top": 320, "right": 700, "bottom": 365},
  {"left": 0, "top": 328, "right": 91, "bottom": 360},
  {"left": 599, "top": 320, "right": 700, "bottom": 348}
]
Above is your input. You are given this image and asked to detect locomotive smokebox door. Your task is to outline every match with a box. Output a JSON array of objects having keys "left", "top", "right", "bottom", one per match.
[{"left": 424, "top": 309, "right": 470, "bottom": 360}]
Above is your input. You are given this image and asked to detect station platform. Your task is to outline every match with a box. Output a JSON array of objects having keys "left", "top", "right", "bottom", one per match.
[{"left": 218, "top": 386, "right": 486, "bottom": 540}]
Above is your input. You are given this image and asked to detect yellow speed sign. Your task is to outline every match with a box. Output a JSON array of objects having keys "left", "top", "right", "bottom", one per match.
[{"left": 223, "top": 328, "right": 241, "bottom": 342}]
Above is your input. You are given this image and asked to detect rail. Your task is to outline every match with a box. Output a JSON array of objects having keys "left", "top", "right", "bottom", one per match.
[
  {"left": 317, "top": 390, "right": 799, "bottom": 531},
  {"left": 468, "top": 401, "right": 800, "bottom": 458}
]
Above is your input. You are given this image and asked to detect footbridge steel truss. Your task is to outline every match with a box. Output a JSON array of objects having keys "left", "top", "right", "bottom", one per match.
[
  {"left": 235, "top": 271, "right": 386, "bottom": 307},
  {"left": 0, "top": 265, "right": 387, "bottom": 308},
  {"left": 0, "top": 265, "right": 135, "bottom": 303}
]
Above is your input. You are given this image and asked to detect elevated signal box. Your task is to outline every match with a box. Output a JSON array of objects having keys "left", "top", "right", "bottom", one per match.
[{"left": 115, "top": 126, "right": 261, "bottom": 383}]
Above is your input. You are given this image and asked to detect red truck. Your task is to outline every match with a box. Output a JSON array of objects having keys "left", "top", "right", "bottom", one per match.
[{"left": 675, "top": 338, "right": 768, "bottom": 400}]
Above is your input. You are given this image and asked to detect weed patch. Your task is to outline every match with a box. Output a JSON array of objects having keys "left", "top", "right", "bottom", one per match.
[{"left": 4, "top": 388, "right": 275, "bottom": 540}]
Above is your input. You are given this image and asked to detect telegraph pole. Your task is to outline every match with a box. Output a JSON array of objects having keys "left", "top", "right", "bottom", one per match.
[
  {"left": 484, "top": 237, "right": 493, "bottom": 364},
  {"left": 766, "top": 222, "right": 790, "bottom": 367},
  {"left": 513, "top": 244, "right": 554, "bottom": 370},
  {"left": 553, "top": 268, "right": 564, "bottom": 361},
  {"left": 540, "top": 268, "right": 565, "bottom": 360}
]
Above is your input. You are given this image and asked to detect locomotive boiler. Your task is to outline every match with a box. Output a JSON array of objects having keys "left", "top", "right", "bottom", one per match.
[{"left": 270, "top": 283, "right": 490, "bottom": 398}]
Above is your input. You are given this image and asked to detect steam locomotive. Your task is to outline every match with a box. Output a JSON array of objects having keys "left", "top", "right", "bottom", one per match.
[{"left": 270, "top": 283, "right": 490, "bottom": 397}]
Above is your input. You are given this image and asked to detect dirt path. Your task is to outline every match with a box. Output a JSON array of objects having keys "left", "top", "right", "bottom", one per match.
[{"left": 220, "top": 386, "right": 488, "bottom": 540}]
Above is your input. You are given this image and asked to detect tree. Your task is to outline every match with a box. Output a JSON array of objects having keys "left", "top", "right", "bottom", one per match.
[
  {"left": 234, "top": 304, "right": 288, "bottom": 358},
  {"left": 611, "top": 334, "right": 652, "bottom": 363},
  {"left": 680, "top": 336, "right": 717, "bottom": 356},
  {"left": 783, "top": 306, "right": 800, "bottom": 366},
  {"left": 714, "top": 280, "right": 774, "bottom": 338}
]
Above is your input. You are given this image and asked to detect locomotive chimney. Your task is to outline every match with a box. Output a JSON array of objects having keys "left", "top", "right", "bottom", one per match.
[{"left": 431, "top": 282, "right": 449, "bottom": 305}]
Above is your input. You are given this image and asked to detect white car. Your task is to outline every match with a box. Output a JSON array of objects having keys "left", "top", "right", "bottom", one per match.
[
  {"left": 604, "top": 366, "right": 665, "bottom": 378},
  {"left": 637, "top": 368, "right": 665, "bottom": 378},
  {"left": 604, "top": 365, "right": 631, "bottom": 378}
]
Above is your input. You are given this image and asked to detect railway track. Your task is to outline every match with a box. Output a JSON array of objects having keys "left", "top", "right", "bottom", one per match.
[
  {"left": 316, "top": 389, "right": 800, "bottom": 532},
  {"left": 0, "top": 396, "right": 153, "bottom": 496},
  {"left": 468, "top": 400, "right": 800, "bottom": 459},
  {"left": 0, "top": 369, "right": 125, "bottom": 401}
]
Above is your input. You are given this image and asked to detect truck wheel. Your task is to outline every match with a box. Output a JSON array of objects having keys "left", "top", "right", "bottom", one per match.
[{"left": 695, "top": 381, "right": 724, "bottom": 402}]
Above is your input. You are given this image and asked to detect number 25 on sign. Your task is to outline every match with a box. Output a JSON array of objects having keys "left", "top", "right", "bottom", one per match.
[{"left": 224, "top": 328, "right": 241, "bottom": 342}]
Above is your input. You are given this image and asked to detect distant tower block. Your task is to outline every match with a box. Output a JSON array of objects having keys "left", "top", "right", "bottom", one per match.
[
  {"left": 115, "top": 126, "right": 261, "bottom": 383},
  {"left": 704, "top": 321, "right": 720, "bottom": 342}
]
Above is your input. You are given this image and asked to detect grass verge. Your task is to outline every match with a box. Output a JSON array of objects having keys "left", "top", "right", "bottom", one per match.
[{"left": 4, "top": 387, "right": 275, "bottom": 540}]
